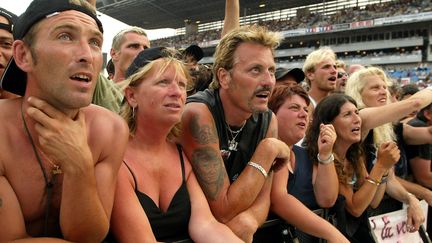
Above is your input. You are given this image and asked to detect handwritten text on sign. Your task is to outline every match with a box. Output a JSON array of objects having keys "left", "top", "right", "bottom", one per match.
[{"left": 368, "top": 200, "right": 428, "bottom": 243}]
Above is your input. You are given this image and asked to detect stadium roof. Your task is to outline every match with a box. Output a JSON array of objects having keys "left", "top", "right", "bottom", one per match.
[{"left": 96, "top": 0, "right": 329, "bottom": 30}]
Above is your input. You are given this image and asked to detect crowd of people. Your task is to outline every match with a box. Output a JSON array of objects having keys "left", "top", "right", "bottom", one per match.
[
  {"left": 0, "top": 0, "right": 431, "bottom": 242},
  {"left": 151, "top": 0, "right": 432, "bottom": 48}
]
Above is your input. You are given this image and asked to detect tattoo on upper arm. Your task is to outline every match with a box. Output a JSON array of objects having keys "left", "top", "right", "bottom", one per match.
[
  {"left": 191, "top": 147, "right": 225, "bottom": 200},
  {"left": 189, "top": 115, "right": 218, "bottom": 145}
]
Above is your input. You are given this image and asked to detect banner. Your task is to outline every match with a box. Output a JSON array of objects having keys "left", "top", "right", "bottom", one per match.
[{"left": 369, "top": 200, "right": 428, "bottom": 243}]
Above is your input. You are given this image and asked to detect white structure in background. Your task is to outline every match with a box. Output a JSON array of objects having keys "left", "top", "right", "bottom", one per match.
[{"left": 2, "top": 0, "right": 176, "bottom": 54}]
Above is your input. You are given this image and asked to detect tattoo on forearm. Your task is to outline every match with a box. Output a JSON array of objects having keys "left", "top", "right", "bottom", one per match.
[
  {"left": 191, "top": 147, "right": 225, "bottom": 200},
  {"left": 189, "top": 115, "right": 218, "bottom": 145}
]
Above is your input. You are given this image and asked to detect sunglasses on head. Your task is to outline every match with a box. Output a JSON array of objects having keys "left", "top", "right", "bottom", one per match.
[{"left": 337, "top": 72, "right": 348, "bottom": 79}]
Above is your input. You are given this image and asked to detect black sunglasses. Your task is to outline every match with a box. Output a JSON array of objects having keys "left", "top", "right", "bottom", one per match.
[{"left": 337, "top": 72, "right": 348, "bottom": 78}]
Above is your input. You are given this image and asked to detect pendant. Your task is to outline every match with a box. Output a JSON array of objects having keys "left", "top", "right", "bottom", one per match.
[
  {"left": 52, "top": 165, "right": 62, "bottom": 175},
  {"left": 228, "top": 139, "right": 238, "bottom": 151},
  {"left": 221, "top": 149, "right": 231, "bottom": 161}
]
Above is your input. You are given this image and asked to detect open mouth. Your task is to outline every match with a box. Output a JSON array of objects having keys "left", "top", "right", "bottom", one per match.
[
  {"left": 255, "top": 91, "right": 270, "bottom": 99},
  {"left": 71, "top": 73, "right": 91, "bottom": 82},
  {"left": 164, "top": 103, "right": 181, "bottom": 108},
  {"left": 351, "top": 127, "right": 360, "bottom": 134},
  {"left": 328, "top": 76, "right": 337, "bottom": 82},
  {"left": 297, "top": 122, "right": 306, "bottom": 129}
]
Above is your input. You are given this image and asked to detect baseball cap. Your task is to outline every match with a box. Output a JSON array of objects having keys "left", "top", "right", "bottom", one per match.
[
  {"left": 126, "top": 47, "right": 168, "bottom": 78},
  {"left": 275, "top": 67, "right": 305, "bottom": 83},
  {"left": 183, "top": 44, "right": 204, "bottom": 62},
  {"left": 0, "top": 0, "right": 104, "bottom": 96},
  {"left": 0, "top": 7, "right": 17, "bottom": 33}
]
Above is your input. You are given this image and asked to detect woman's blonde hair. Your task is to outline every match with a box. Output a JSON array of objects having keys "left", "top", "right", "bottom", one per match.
[
  {"left": 119, "top": 48, "right": 191, "bottom": 138},
  {"left": 345, "top": 66, "right": 396, "bottom": 146}
]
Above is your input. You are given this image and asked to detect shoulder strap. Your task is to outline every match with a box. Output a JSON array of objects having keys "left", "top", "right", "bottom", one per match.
[
  {"left": 176, "top": 144, "right": 186, "bottom": 181},
  {"left": 123, "top": 160, "right": 138, "bottom": 191}
]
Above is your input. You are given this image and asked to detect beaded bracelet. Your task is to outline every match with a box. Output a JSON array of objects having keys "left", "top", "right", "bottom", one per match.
[
  {"left": 365, "top": 176, "right": 381, "bottom": 186},
  {"left": 248, "top": 161, "right": 268, "bottom": 178}
]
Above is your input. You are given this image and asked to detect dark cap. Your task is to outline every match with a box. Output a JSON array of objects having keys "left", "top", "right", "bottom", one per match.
[
  {"left": 183, "top": 44, "right": 203, "bottom": 62},
  {"left": 0, "top": 7, "right": 17, "bottom": 33},
  {"left": 275, "top": 67, "right": 305, "bottom": 83},
  {"left": 0, "top": 0, "right": 104, "bottom": 96},
  {"left": 126, "top": 47, "right": 167, "bottom": 78}
]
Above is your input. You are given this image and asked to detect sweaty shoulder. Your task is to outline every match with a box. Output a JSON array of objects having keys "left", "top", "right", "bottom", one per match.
[{"left": 83, "top": 105, "right": 129, "bottom": 160}]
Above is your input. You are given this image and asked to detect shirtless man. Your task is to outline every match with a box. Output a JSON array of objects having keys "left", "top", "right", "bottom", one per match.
[{"left": 0, "top": 0, "right": 128, "bottom": 241}]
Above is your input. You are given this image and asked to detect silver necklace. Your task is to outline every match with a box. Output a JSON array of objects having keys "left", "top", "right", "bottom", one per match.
[{"left": 226, "top": 121, "right": 246, "bottom": 152}]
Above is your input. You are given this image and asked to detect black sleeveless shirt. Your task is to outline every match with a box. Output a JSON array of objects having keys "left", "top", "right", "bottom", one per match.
[
  {"left": 187, "top": 89, "right": 272, "bottom": 182},
  {"left": 124, "top": 144, "right": 191, "bottom": 242}
]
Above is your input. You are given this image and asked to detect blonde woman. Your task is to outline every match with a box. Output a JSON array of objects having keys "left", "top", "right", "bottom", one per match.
[
  {"left": 345, "top": 66, "right": 432, "bottom": 232},
  {"left": 109, "top": 47, "right": 242, "bottom": 242}
]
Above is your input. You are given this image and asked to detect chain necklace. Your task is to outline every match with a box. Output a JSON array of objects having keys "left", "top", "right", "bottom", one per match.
[
  {"left": 226, "top": 121, "right": 246, "bottom": 152},
  {"left": 21, "top": 103, "right": 60, "bottom": 236}
]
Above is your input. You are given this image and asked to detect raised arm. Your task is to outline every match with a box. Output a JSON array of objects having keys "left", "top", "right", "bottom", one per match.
[
  {"left": 312, "top": 124, "right": 339, "bottom": 208},
  {"left": 180, "top": 103, "right": 289, "bottom": 222},
  {"left": 221, "top": 0, "right": 239, "bottom": 38},
  {"left": 360, "top": 89, "right": 432, "bottom": 138},
  {"left": 340, "top": 142, "right": 398, "bottom": 217}
]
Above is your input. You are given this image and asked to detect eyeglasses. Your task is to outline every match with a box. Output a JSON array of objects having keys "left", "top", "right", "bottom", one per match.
[{"left": 337, "top": 72, "right": 348, "bottom": 79}]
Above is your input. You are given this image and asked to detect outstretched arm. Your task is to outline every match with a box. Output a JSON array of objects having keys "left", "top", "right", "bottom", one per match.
[
  {"left": 359, "top": 89, "right": 432, "bottom": 139},
  {"left": 402, "top": 124, "right": 432, "bottom": 145}
]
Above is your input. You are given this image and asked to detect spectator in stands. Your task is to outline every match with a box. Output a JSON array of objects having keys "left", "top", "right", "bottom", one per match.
[
  {"left": 398, "top": 83, "right": 420, "bottom": 123},
  {"left": 110, "top": 27, "right": 150, "bottom": 84},
  {"left": 92, "top": 27, "right": 149, "bottom": 113},
  {"left": 306, "top": 94, "right": 399, "bottom": 242},
  {"left": 406, "top": 103, "right": 432, "bottom": 188},
  {"left": 348, "top": 64, "right": 365, "bottom": 75},
  {"left": 0, "top": 0, "right": 128, "bottom": 240},
  {"left": 183, "top": 44, "right": 204, "bottom": 72},
  {"left": 109, "top": 47, "right": 242, "bottom": 242},
  {"left": 0, "top": 7, "right": 18, "bottom": 99},
  {"left": 345, "top": 66, "right": 432, "bottom": 232},
  {"left": 106, "top": 59, "right": 115, "bottom": 80},
  {"left": 274, "top": 67, "right": 305, "bottom": 88},
  {"left": 303, "top": 46, "right": 337, "bottom": 113},
  {"left": 334, "top": 60, "right": 348, "bottom": 93},
  {"left": 269, "top": 85, "right": 349, "bottom": 243},
  {"left": 180, "top": 25, "right": 291, "bottom": 242}
]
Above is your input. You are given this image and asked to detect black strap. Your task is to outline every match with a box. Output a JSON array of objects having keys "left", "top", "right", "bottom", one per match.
[
  {"left": 122, "top": 160, "right": 138, "bottom": 191},
  {"left": 21, "top": 104, "right": 55, "bottom": 236},
  {"left": 176, "top": 144, "right": 186, "bottom": 181}
]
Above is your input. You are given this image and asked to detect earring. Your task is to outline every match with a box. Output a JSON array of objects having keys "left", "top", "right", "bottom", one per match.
[{"left": 132, "top": 106, "right": 136, "bottom": 119}]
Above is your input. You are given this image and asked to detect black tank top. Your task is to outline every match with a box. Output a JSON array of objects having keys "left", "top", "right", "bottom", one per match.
[
  {"left": 124, "top": 144, "right": 191, "bottom": 242},
  {"left": 187, "top": 89, "right": 271, "bottom": 182}
]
